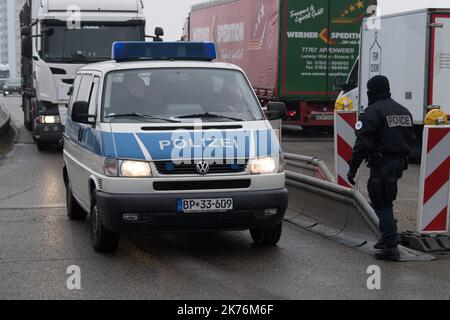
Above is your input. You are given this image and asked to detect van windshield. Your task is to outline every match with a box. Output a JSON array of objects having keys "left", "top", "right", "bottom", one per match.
[{"left": 102, "top": 68, "right": 265, "bottom": 123}]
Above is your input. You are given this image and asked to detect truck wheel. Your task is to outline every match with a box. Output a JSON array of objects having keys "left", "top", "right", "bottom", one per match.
[
  {"left": 36, "top": 140, "right": 47, "bottom": 151},
  {"left": 66, "top": 183, "right": 87, "bottom": 220},
  {"left": 24, "top": 112, "right": 32, "bottom": 131},
  {"left": 24, "top": 118, "right": 32, "bottom": 131},
  {"left": 250, "top": 222, "right": 283, "bottom": 246},
  {"left": 90, "top": 190, "right": 119, "bottom": 253},
  {"left": 23, "top": 99, "right": 32, "bottom": 131},
  {"left": 410, "top": 142, "right": 422, "bottom": 164}
]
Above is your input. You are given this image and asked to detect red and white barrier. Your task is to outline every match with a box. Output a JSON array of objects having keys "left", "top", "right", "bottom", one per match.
[
  {"left": 334, "top": 111, "right": 358, "bottom": 188},
  {"left": 418, "top": 125, "right": 450, "bottom": 234}
]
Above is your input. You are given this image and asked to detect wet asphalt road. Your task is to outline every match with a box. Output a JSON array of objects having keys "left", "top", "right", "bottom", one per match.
[{"left": 0, "top": 96, "right": 449, "bottom": 300}]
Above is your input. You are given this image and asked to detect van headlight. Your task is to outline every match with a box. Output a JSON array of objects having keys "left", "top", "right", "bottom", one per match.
[
  {"left": 120, "top": 160, "right": 152, "bottom": 177},
  {"left": 250, "top": 157, "right": 277, "bottom": 174},
  {"left": 103, "top": 159, "right": 152, "bottom": 177}
]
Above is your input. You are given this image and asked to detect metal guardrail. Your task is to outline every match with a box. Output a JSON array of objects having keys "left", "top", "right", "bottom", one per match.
[
  {"left": 285, "top": 170, "right": 380, "bottom": 250},
  {"left": 284, "top": 153, "right": 335, "bottom": 183},
  {"left": 284, "top": 154, "right": 435, "bottom": 262}
]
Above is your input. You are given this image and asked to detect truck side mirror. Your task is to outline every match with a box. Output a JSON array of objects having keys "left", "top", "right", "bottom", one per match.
[
  {"left": 154, "top": 27, "right": 164, "bottom": 42},
  {"left": 155, "top": 27, "right": 164, "bottom": 37},
  {"left": 21, "top": 26, "right": 31, "bottom": 37},
  {"left": 146, "top": 27, "right": 164, "bottom": 42},
  {"left": 266, "top": 102, "right": 286, "bottom": 121},
  {"left": 21, "top": 36, "right": 32, "bottom": 59},
  {"left": 335, "top": 76, "right": 344, "bottom": 91},
  {"left": 72, "top": 101, "right": 95, "bottom": 125},
  {"left": 42, "top": 27, "right": 55, "bottom": 36}
]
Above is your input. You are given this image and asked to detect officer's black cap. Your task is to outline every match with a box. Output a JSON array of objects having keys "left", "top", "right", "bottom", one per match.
[{"left": 367, "top": 75, "right": 390, "bottom": 94}]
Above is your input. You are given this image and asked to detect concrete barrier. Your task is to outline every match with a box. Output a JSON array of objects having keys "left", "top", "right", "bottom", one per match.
[{"left": 284, "top": 167, "right": 436, "bottom": 262}]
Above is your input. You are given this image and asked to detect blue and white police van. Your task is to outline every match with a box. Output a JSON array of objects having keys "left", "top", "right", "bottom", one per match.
[{"left": 63, "top": 42, "right": 288, "bottom": 252}]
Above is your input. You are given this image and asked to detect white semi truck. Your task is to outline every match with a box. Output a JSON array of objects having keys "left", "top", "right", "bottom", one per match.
[
  {"left": 20, "top": 0, "right": 151, "bottom": 150},
  {"left": 337, "top": 8, "right": 450, "bottom": 157}
]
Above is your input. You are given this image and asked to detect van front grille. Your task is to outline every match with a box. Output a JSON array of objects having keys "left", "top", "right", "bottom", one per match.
[
  {"left": 153, "top": 179, "right": 251, "bottom": 191},
  {"left": 154, "top": 160, "right": 248, "bottom": 175}
]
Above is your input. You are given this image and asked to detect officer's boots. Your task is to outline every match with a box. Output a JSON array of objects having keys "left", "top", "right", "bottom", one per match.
[
  {"left": 374, "top": 238, "right": 399, "bottom": 250},
  {"left": 375, "top": 247, "right": 401, "bottom": 261}
]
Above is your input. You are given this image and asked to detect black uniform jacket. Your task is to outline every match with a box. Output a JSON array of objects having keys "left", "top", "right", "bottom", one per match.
[{"left": 349, "top": 98, "right": 414, "bottom": 174}]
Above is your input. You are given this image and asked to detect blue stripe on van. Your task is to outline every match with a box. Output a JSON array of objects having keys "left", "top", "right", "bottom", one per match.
[
  {"left": 113, "top": 132, "right": 145, "bottom": 160},
  {"left": 65, "top": 120, "right": 281, "bottom": 161}
]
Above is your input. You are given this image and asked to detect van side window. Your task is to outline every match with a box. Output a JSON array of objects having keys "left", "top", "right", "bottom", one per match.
[
  {"left": 76, "top": 74, "right": 94, "bottom": 103},
  {"left": 68, "top": 74, "right": 82, "bottom": 115}
]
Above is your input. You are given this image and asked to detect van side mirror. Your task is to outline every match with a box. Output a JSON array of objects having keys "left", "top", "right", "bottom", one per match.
[
  {"left": 21, "top": 26, "right": 31, "bottom": 37},
  {"left": 72, "top": 101, "right": 95, "bottom": 125},
  {"left": 266, "top": 102, "right": 286, "bottom": 121}
]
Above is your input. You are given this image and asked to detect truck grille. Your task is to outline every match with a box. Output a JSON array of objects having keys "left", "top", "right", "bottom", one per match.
[{"left": 154, "top": 160, "right": 248, "bottom": 175}]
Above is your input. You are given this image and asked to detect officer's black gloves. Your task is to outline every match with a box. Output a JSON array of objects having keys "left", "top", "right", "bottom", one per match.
[
  {"left": 347, "top": 171, "right": 356, "bottom": 186},
  {"left": 346, "top": 159, "right": 357, "bottom": 186}
]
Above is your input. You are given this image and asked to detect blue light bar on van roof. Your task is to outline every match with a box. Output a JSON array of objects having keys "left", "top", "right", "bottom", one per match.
[{"left": 112, "top": 42, "right": 217, "bottom": 62}]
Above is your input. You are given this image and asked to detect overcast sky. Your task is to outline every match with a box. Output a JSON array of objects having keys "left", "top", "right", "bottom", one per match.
[{"left": 143, "top": 0, "right": 450, "bottom": 41}]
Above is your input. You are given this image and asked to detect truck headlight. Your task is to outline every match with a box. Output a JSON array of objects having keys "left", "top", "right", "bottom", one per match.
[
  {"left": 120, "top": 160, "right": 152, "bottom": 177},
  {"left": 39, "top": 115, "right": 60, "bottom": 124},
  {"left": 250, "top": 157, "right": 277, "bottom": 174}
]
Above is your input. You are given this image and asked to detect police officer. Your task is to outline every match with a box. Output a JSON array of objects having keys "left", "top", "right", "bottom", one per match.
[{"left": 347, "top": 75, "right": 414, "bottom": 261}]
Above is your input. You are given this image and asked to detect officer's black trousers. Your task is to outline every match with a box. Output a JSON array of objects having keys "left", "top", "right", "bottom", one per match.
[{"left": 367, "top": 159, "right": 406, "bottom": 247}]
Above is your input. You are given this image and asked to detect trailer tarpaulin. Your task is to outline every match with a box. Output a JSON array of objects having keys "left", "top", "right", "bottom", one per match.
[
  {"left": 190, "top": 0, "right": 280, "bottom": 98},
  {"left": 280, "top": 0, "right": 376, "bottom": 99}
]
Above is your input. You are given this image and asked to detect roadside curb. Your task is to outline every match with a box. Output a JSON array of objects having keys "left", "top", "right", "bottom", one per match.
[{"left": 0, "top": 105, "right": 11, "bottom": 136}]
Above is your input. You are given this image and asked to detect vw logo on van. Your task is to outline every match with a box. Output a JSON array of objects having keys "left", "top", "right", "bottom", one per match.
[{"left": 196, "top": 161, "right": 210, "bottom": 175}]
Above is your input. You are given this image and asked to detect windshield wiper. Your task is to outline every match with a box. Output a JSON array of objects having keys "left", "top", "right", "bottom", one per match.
[
  {"left": 176, "top": 112, "right": 244, "bottom": 122},
  {"left": 105, "top": 113, "right": 181, "bottom": 123}
]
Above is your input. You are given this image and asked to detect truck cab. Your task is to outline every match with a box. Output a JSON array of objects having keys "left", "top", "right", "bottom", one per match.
[
  {"left": 63, "top": 42, "right": 288, "bottom": 253},
  {"left": 337, "top": 9, "right": 450, "bottom": 159},
  {"left": 20, "top": 0, "right": 146, "bottom": 150}
]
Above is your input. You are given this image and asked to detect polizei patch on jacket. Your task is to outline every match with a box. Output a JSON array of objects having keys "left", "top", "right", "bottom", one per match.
[{"left": 386, "top": 115, "right": 412, "bottom": 128}]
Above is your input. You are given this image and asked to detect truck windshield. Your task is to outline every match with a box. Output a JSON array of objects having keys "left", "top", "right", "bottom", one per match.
[
  {"left": 42, "top": 24, "right": 143, "bottom": 63},
  {"left": 102, "top": 68, "right": 264, "bottom": 123}
]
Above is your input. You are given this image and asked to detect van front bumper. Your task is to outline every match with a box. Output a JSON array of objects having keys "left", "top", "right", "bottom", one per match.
[{"left": 96, "top": 188, "right": 288, "bottom": 232}]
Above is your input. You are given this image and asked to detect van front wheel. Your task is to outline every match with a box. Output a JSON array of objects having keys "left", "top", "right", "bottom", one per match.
[
  {"left": 66, "top": 183, "right": 87, "bottom": 220},
  {"left": 250, "top": 222, "right": 283, "bottom": 246},
  {"left": 91, "top": 190, "right": 119, "bottom": 253}
]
